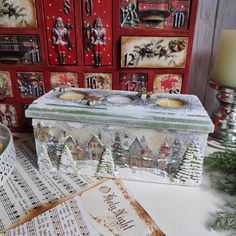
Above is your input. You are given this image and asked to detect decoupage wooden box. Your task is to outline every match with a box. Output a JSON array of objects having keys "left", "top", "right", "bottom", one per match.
[{"left": 26, "top": 88, "right": 214, "bottom": 186}]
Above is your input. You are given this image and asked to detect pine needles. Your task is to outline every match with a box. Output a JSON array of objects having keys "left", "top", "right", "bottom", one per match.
[
  {"left": 204, "top": 150, "right": 236, "bottom": 233},
  {"left": 204, "top": 149, "right": 236, "bottom": 195},
  {"left": 210, "top": 201, "right": 236, "bottom": 233}
]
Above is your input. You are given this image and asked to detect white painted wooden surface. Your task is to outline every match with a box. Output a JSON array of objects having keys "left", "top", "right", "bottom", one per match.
[{"left": 188, "top": 0, "right": 236, "bottom": 115}]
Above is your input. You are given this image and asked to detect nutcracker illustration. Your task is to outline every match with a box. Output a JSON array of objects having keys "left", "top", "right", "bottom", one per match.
[
  {"left": 85, "top": 17, "right": 106, "bottom": 66},
  {"left": 52, "top": 17, "right": 73, "bottom": 65},
  {"left": 5, "top": 105, "right": 13, "bottom": 128},
  {"left": 0, "top": 110, "right": 4, "bottom": 123}
]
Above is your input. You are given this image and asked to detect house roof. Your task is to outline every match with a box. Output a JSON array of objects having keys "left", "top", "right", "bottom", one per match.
[
  {"left": 121, "top": 139, "right": 132, "bottom": 150},
  {"left": 87, "top": 134, "right": 104, "bottom": 147},
  {"left": 63, "top": 135, "right": 76, "bottom": 145},
  {"left": 129, "top": 137, "right": 142, "bottom": 149},
  {"left": 63, "top": 135, "right": 83, "bottom": 151}
]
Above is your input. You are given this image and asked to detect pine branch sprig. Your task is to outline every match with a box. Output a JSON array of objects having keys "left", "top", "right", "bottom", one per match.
[
  {"left": 208, "top": 173, "right": 236, "bottom": 195},
  {"left": 204, "top": 148, "right": 236, "bottom": 234},
  {"left": 204, "top": 150, "right": 236, "bottom": 195},
  {"left": 204, "top": 149, "right": 236, "bottom": 174},
  {"left": 211, "top": 211, "right": 236, "bottom": 232},
  {"left": 227, "top": 201, "right": 236, "bottom": 209}
]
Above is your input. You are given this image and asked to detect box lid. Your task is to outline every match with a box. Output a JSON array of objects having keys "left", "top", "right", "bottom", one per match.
[{"left": 25, "top": 88, "right": 214, "bottom": 133}]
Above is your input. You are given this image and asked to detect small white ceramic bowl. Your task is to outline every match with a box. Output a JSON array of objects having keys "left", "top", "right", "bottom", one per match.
[{"left": 0, "top": 123, "right": 16, "bottom": 186}]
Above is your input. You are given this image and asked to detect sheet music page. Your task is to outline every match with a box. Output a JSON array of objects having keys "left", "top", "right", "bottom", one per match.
[
  {"left": 0, "top": 138, "right": 98, "bottom": 233},
  {"left": 1, "top": 195, "right": 98, "bottom": 236}
]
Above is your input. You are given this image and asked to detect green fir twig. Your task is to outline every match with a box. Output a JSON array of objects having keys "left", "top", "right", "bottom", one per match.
[
  {"left": 204, "top": 150, "right": 236, "bottom": 195},
  {"left": 204, "top": 150, "right": 236, "bottom": 234},
  {"left": 210, "top": 201, "right": 236, "bottom": 233}
]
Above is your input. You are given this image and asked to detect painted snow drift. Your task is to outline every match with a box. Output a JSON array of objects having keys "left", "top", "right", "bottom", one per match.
[{"left": 26, "top": 88, "right": 214, "bottom": 186}]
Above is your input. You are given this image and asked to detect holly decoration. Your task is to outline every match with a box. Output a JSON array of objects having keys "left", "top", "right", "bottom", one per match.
[
  {"left": 161, "top": 76, "right": 179, "bottom": 91},
  {"left": 169, "top": 40, "right": 186, "bottom": 53},
  {"left": 0, "top": 0, "right": 29, "bottom": 26},
  {"left": 56, "top": 73, "right": 77, "bottom": 89}
]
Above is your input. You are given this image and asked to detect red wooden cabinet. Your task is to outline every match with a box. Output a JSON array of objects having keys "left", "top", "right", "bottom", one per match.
[{"left": 0, "top": 0, "right": 198, "bottom": 131}]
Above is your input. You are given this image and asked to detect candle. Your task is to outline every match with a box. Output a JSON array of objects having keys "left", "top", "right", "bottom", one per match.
[
  {"left": 156, "top": 98, "right": 185, "bottom": 108},
  {"left": 212, "top": 30, "right": 236, "bottom": 88},
  {"left": 107, "top": 95, "right": 132, "bottom": 104},
  {"left": 59, "top": 91, "right": 85, "bottom": 100}
]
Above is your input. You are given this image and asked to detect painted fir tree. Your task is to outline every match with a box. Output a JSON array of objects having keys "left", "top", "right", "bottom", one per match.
[
  {"left": 97, "top": 148, "right": 115, "bottom": 175},
  {"left": 58, "top": 145, "right": 75, "bottom": 172},
  {"left": 190, "top": 144, "right": 203, "bottom": 182},
  {"left": 173, "top": 143, "right": 203, "bottom": 183},
  {"left": 39, "top": 144, "right": 53, "bottom": 171},
  {"left": 166, "top": 139, "right": 182, "bottom": 174},
  {"left": 112, "top": 132, "right": 125, "bottom": 167}
]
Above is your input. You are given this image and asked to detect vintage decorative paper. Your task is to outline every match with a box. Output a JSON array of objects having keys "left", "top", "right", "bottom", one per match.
[
  {"left": 0, "top": 0, "right": 37, "bottom": 27},
  {"left": 0, "top": 104, "right": 18, "bottom": 128},
  {"left": 0, "top": 71, "right": 13, "bottom": 98},
  {"left": 119, "top": 73, "right": 147, "bottom": 91},
  {"left": 17, "top": 72, "right": 45, "bottom": 98},
  {"left": 50, "top": 72, "right": 79, "bottom": 89},
  {"left": 0, "top": 137, "right": 98, "bottom": 233},
  {"left": 0, "top": 35, "right": 41, "bottom": 64},
  {"left": 84, "top": 73, "right": 112, "bottom": 90},
  {"left": 121, "top": 36, "right": 188, "bottom": 68},
  {"left": 120, "top": 0, "right": 190, "bottom": 29},
  {"left": 154, "top": 74, "right": 182, "bottom": 94},
  {"left": 79, "top": 179, "right": 165, "bottom": 235}
]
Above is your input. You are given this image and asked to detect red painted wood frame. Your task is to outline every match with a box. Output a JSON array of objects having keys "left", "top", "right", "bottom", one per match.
[{"left": 0, "top": 0, "right": 198, "bottom": 132}]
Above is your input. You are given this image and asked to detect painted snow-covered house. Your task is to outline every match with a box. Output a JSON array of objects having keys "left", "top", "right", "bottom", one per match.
[
  {"left": 141, "top": 146, "right": 153, "bottom": 168},
  {"left": 122, "top": 139, "right": 132, "bottom": 166},
  {"left": 129, "top": 137, "right": 142, "bottom": 167},
  {"left": 63, "top": 135, "right": 83, "bottom": 161},
  {"left": 87, "top": 134, "right": 104, "bottom": 160},
  {"left": 157, "top": 141, "right": 171, "bottom": 170},
  {"left": 122, "top": 135, "right": 154, "bottom": 168},
  {"left": 140, "top": 135, "right": 154, "bottom": 168}
]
